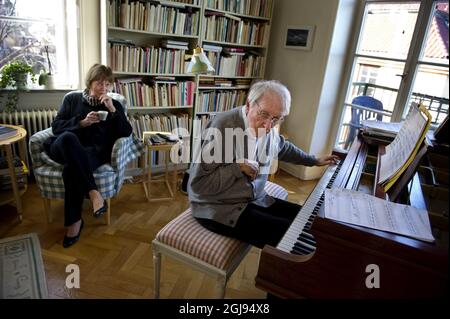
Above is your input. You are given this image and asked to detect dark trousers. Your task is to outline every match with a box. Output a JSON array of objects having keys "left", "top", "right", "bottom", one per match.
[
  {"left": 196, "top": 198, "right": 301, "bottom": 249},
  {"left": 48, "top": 132, "right": 105, "bottom": 226}
]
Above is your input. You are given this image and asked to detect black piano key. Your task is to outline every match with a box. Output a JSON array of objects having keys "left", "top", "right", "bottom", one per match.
[
  {"left": 291, "top": 246, "right": 307, "bottom": 255},
  {"left": 293, "top": 243, "right": 312, "bottom": 255},
  {"left": 301, "top": 231, "right": 315, "bottom": 240},
  {"left": 298, "top": 235, "right": 316, "bottom": 247},
  {"left": 294, "top": 241, "right": 315, "bottom": 253},
  {"left": 299, "top": 231, "right": 316, "bottom": 241}
]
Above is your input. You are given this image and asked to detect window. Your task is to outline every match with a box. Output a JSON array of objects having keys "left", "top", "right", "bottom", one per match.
[
  {"left": 0, "top": 0, "right": 78, "bottom": 89},
  {"left": 336, "top": 0, "right": 449, "bottom": 150},
  {"left": 355, "top": 64, "right": 380, "bottom": 96}
]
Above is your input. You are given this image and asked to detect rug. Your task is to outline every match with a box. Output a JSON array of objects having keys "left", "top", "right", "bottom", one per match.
[{"left": 0, "top": 233, "right": 48, "bottom": 298}]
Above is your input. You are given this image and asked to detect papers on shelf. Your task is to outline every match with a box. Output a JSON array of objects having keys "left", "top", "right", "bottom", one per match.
[
  {"left": 324, "top": 188, "right": 434, "bottom": 243},
  {"left": 378, "top": 103, "right": 432, "bottom": 191},
  {"left": 361, "top": 120, "right": 403, "bottom": 138}
]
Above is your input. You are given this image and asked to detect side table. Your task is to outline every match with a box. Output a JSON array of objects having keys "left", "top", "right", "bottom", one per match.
[
  {"left": 0, "top": 124, "right": 27, "bottom": 221},
  {"left": 142, "top": 132, "right": 180, "bottom": 201}
]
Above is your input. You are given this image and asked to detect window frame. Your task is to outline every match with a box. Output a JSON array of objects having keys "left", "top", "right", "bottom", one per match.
[
  {"left": 0, "top": 0, "right": 79, "bottom": 89},
  {"left": 334, "top": 0, "right": 449, "bottom": 150}
]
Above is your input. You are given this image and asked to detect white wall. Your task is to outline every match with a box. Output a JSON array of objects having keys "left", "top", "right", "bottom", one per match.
[
  {"left": 266, "top": 0, "right": 358, "bottom": 180},
  {"left": 78, "top": 0, "right": 102, "bottom": 89}
]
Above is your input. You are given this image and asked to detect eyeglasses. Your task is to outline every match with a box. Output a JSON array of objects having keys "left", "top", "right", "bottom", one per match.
[
  {"left": 254, "top": 100, "right": 284, "bottom": 126},
  {"left": 93, "top": 80, "right": 112, "bottom": 88}
]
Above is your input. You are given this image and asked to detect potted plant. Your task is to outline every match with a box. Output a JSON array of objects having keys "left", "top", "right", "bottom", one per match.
[
  {"left": 38, "top": 45, "right": 55, "bottom": 89},
  {"left": 0, "top": 60, "right": 36, "bottom": 112}
]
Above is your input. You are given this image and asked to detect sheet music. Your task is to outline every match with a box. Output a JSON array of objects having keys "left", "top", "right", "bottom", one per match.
[
  {"left": 379, "top": 104, "right": 428, "bottom": 185},
  {"left": 361, "top": 120, "right": 403, "bottom": 134},
  {"left": 324, "top": 188, "right": 434, "bottom": 242},
  {"left": 362, "top": 119, "right": 434, "bottom": 140}
]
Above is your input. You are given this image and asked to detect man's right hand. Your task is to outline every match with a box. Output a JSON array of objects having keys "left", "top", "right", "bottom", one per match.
[
  {"left": 239, "top": 159, "right": 259, "bottom": 180},
  {"left": 80, "top": 111, "right": 100, "bottom": 128}
]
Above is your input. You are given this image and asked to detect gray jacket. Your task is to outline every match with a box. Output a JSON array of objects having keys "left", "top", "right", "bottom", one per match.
[{"left": 188, "top": 106, "right": 317, "bottom": 227}]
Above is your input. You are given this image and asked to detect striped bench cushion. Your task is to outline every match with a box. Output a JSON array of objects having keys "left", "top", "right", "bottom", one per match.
[{"left": 156, "top": 181, "right": 288, "bottom": 270}]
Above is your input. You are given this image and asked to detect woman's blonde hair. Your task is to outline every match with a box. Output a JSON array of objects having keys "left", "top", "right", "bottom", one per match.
[{"left": 85, "top": 63, "right": 114, "bottom": 89}]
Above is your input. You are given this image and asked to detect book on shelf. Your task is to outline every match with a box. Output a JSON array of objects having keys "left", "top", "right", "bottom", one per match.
[
  {"left": 0, "top": 155, "right": 28, "bottom": 190},
  {"left": 203, "top": 44, "right": 222, "bottom": 52},
  {"left": 161, "top": 40, "right": 189, "bottom": 50},
  {"left": 0, "top": 155, "right": 26, "bottom": 174},
  {"left": 108, "top": 37, "right": 135, "bottom": 45},
  {"left": 143, "top": 131, "right": 180, "bottom": 145},
  {"left": 0, "top": 125, "right": 19, "bottom": 140},
  {"left": 161, "top": 39, "right": 189, "bottom": 46},
  {"left": 214, "top": 79, "right": 233, "bottom": 87}
]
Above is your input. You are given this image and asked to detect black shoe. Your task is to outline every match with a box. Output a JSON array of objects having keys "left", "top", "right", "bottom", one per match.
[
  {"left": 63, "top": 220, "right": 84, "bottom": 248},
  {"left": 93, "top": 199, "right": 108, "bottom": 218}
]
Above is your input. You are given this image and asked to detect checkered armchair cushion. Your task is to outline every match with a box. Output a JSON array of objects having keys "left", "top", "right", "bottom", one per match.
[
  {"left": 29, "top": 92, "right": 144, "bottom": 200},
  {"left": 155, "top": 181, "right": 288, "bottom": 270}
]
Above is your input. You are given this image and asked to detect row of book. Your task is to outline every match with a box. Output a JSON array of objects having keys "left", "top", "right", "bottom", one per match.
[
  {"left": 206, "top": 0, "right": 273, "bottom": 18},
  {"left": 196, "top": 90, "right": 247, "bottom": 113},
  {"left": 199, "top": 77, "right": 251, "bottom": 88},
  {"left": 113, "top": 79, "right": 195, "bottom": 107},
  {"left": 204, "top": 48, "right": 264, "bottom": 77},
  {"left": 204, "top": 13, "right": 267, "bottom": 46},
  {"left": 109, "top": 42, "right": 189, "bottom": 74},
  {"left": 0, "top": 156, "right": 28, "bottom": 191},
  {"left": 129, "top": 113, "right": 192, "bottom": 141},
  {"left": 108, "top": 0, "right": 200, "bottom": 36}
]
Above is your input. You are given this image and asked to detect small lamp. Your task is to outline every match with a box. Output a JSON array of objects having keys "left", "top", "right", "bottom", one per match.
[
  {"left": 181, "top": 46, "right": 215, "bottom": 194},
  {"left": 187, "top": 46, "right": 215, "bottom": 74}
]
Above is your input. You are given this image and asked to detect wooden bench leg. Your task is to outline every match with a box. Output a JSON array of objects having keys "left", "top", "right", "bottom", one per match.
[
  {"left": 217, "top": 275, "right": 227, "bottom": 299},
  {"left": 153, "top": 250, "right": 161, "bottom": 299},
  {"left": 42, "top": 198, "right": 52, "bottom": 223}
]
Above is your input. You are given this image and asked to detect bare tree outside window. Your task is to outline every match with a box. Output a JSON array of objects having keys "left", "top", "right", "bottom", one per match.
[{"left": 0, "top": 0, "right": 78, "bottom": 89}]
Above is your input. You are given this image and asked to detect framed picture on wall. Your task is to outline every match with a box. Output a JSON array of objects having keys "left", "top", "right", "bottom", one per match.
[{"left": 284, "top": 26, "right": 315, "bottom": 50}]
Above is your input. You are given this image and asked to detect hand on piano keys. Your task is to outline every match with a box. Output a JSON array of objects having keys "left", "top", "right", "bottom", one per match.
[{"left": 316, "top": 154, "right": 340, "bottom": 166}]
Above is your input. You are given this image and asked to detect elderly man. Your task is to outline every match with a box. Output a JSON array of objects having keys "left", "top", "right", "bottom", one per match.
[{"left": 188, "top": 80, "right": 338, "bottom": 248}]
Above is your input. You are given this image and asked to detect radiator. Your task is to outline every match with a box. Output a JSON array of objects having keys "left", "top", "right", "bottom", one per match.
[{"left": 0, "top": 109, "right": 58, "bottom": 136}]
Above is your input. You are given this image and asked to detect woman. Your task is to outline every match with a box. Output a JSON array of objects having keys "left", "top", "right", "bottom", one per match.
[{"left": 45, "top": 64, "right": 132, "bottom": 248}]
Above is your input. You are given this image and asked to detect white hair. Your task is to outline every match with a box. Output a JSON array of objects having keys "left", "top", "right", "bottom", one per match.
[{"left": 247, "top": 80, "right": 291, "bottom": 115}]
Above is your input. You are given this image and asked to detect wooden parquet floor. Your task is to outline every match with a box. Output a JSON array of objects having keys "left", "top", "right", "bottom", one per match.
[{"left": 0, "top": 170, "right": 317, "bottom": 299}]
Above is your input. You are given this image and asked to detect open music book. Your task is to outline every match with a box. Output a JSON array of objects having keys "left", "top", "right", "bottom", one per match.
[
  {"left": 324, "top": 188, "right": 434, "bottom": 243},
  {"left": 378, "top": 103, "right": 432, "bottom": 191}
]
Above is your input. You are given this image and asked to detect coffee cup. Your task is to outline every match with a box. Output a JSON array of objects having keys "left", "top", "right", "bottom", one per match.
[{"left": 97, "top": 110, "right": 108, "bottom": 121}]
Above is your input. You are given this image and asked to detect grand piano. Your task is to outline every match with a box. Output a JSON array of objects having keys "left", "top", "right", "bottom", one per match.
[{"left": 255, "top": 133, "right": 449, "bottom": 298}]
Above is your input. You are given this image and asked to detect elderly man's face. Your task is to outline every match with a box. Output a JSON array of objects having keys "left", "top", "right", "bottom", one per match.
[{"left": 246, "top": 92, "right": 285, "bottom": 137}]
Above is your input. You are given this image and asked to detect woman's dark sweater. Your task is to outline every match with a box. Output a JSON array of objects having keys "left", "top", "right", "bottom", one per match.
[{"left": 45, "top": 91, "right": 132, "bottom": 161}]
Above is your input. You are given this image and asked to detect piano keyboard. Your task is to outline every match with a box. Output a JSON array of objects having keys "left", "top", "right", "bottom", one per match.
[{"left": 277, "top": 160, "right": 342, "bottom": 255}]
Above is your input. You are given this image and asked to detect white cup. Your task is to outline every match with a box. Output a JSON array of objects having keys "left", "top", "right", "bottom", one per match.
[{"left": 97, "top": 110, "right": 108, "bottom": 121}]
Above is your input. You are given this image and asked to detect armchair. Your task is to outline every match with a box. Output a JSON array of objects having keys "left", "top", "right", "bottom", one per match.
[{"left": 29, "top": 92, "right": 144, "bottom": 225}]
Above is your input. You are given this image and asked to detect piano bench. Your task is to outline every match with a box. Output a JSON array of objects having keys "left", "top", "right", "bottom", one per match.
[{"left": 152, "top": 181, "right": 288, "bottom": 298}]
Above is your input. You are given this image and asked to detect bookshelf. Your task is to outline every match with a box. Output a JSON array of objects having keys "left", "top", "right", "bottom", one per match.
[{"left": 101, "top": 0, "right": 274, "bottom": 170}]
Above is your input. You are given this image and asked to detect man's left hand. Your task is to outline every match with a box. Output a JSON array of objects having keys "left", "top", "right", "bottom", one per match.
[{"left": 316, "top": 155, "right": 340, "bottom": 166}]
